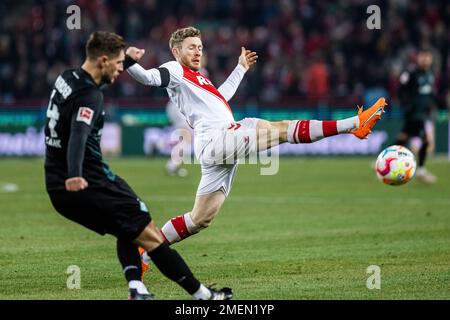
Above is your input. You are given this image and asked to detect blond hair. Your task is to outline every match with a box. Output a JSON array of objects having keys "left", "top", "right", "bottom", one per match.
[{"left": 169, "top": 26, "right": 201, "bottom": 49}]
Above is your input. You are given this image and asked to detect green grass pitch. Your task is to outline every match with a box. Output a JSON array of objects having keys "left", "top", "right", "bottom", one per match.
[{"left": 0, "top": 157, "right": 449, "bottom": 299}]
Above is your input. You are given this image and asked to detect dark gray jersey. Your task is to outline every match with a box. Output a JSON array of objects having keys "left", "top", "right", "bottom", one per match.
[{"left": 44, "top": 68, "right": 115, "bottom": 190}]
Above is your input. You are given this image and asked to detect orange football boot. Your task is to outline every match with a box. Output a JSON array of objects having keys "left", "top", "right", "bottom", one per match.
[
  {"left": 138, "top": 246, "right": 150, "bottom": 280},
  {"left": 351, "top": 97, "right": 387, "bottom": 139}
]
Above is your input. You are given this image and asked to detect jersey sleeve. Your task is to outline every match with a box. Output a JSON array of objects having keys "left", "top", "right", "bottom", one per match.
[
  {"left": 127, "top": 59, "right": 182, "bottom": 89},
  {"left": 217, "top": 64, "right": 247, "bottom": 101},
  {"left": 67, "top": 89, "right": 103, "bottom": 178},
  {"left": 398, "top": 70, "right": 413, "bottom": 107}
]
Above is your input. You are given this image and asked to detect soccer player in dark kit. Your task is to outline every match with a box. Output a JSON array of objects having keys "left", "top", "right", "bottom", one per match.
[
  {"left": 44, "top": 31, "right": 232, "bottom": 300},
  {"left": 395, "top": 47, "right": 438, "bottom": 184}
]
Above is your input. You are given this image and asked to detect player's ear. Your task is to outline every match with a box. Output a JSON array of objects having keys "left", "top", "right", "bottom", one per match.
[
  {"left": 99, "top": 55, "right": 109, "bottom": 68},
  {"left": 171, "top": 47, "right": 180, "bottom": 59}
]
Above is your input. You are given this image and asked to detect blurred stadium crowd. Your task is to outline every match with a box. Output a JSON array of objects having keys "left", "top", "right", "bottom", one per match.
[{"left": 0, "top": 0, "right": 449, "bottom": 107}]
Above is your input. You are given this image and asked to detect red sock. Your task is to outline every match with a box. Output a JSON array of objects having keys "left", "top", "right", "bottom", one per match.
[
  {"left": 160, "top": 213, "right": 199, "bottom": 244},
  {"left": 287, "top": 119, "right": 354, "bottom": 143}
]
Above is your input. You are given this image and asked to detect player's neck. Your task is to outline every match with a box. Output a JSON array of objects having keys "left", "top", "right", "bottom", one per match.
[
  {"left": 177, "top": 59, "right": 200, "bottom": 73},
  {"left": 81, "top": 61, "right": 102, "bottom": 85}
]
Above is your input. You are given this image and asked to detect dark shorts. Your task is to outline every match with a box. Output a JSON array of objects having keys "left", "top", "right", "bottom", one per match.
[
  {"left": 47, "top": 177, "right": 151, "bottom": 241},
  {"left": 401, "top": 119, "right": 425, "bottom": 138}
]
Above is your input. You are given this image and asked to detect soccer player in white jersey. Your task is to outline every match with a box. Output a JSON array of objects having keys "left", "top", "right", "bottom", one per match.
[
  {"left": 165, "top": 61, "right": 208, "bottom": 177},
  {"left": 125, "top": 26, "right": 387, "bottom": 277}
]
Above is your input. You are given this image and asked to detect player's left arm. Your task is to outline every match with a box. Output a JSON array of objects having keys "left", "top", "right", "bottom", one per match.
[
  {"left": 124, "top": 47, "right": 180, "bottom": 88},
  {"left": 218, "top": 47, "right": 258, "bottom": 101},
  {"left": 65, "top": 90, "right": 103, "bottom": 191}
]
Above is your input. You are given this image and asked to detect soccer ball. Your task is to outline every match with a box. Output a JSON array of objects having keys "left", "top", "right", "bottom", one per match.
[{"left": 375, "top": 145, "right": 416, "bottom": 186}]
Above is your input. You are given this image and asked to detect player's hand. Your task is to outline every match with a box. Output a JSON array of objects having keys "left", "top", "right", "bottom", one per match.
[
  {"left": 65, "top": 177, "right": 88, "bottom": 192},
  {"left": 238, "top": 47, "right": 258, "bottom": 71},
  {"left": 126, "top": 47, "right": 146, "bottom": 62}
]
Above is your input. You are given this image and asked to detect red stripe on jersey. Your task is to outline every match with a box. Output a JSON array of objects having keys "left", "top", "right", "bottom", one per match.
[
  {"left": 298, "top": 120, "right": 311, "bottom": 143},
  {"left": 227, "top": 123, "right": 241, "bottom": 130},
  {"left": 181, "top": 65, "right": 233, "bottom": 116},
  {"left": 322, "top": 120, "right": 338, "bottom": 137},
  {"left": 170, "top": 215, "right": 190, "bottom": 239}
]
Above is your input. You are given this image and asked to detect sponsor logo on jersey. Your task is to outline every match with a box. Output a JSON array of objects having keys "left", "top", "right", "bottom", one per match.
[
  {"left": 138, "top": 199, "right": 149, "bottom": 212},
  {"left": 227, "top": 123, "right": 241, "bottom": 130},
  {"left": 55, "top": 75, "right": 73, "bottom": 99},
  {"left": 45, "top": 136, "right": 62, "bottom": 148},
  {"left": 196, "top": 75, "right": 213, "bottom": 86},
  {"left": 76, "top": 107, "right": 94, "bottom": 125}
]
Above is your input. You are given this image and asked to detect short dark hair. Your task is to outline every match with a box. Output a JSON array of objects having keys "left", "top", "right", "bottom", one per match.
[
  {"left": 169, "top": 26, "right": 201, "bottom": 49},
  {"left": 85, "top": 31, "right": 126, "bottom": 59}
]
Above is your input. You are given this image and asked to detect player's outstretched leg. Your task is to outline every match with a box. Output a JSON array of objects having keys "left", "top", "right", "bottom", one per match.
[
  {"left": 287, "top": 97, "right": 387, "bottom": 144},
  {"left": 254, "top": 98, "right": 387, "bottom": 152},
  {"left": 135, "top": 221, "right": 232, "bottom": 300}
]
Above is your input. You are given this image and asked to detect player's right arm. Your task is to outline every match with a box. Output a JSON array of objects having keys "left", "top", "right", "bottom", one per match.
[
  {"left": 65, "top": 89, "right": 103, "bottom": 192},
  {"left": 398, "top": 69, "right": 414, "bottom": 109},
  {"left": 125, "top": 47, "right": 182, "bottom": 88}
]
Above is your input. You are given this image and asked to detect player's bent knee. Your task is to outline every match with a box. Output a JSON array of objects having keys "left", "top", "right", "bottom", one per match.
[{"left": 134, "top": 222, "right": 164, "bottom": 251}]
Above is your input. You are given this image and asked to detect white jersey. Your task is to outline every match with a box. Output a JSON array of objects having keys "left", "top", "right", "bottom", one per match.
[
  {"left": 127, "top": 61, "right": 247, "bottom": 145},
  {"left": 166, "top": 100, "right": 189, "bottom": 129}
]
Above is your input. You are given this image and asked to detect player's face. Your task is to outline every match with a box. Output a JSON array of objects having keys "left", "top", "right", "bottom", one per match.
[
  {"left": 417, "top": 52, "right": 433, "bottom": 70},
  {"left": 178, "top": 37, "right": 203, "bottom": 71},
  {"left": 101, "top": 50, "right": 125, "bottom": 84}
]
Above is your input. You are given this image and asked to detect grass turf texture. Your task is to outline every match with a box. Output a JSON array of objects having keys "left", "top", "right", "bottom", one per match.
[{"left": 0, "top": 157, "right": 449, "bottom": 300}]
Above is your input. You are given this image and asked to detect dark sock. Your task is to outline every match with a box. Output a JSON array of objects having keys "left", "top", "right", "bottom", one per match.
[
  {"left": 117, "top": 239, "right": 142, "bottom": 282},
  {"left": 148, "top": 242, "right": 201, "bottom": 295},
  {"left": 418, "top": 140, "right": 428, "bottom": 167}
]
